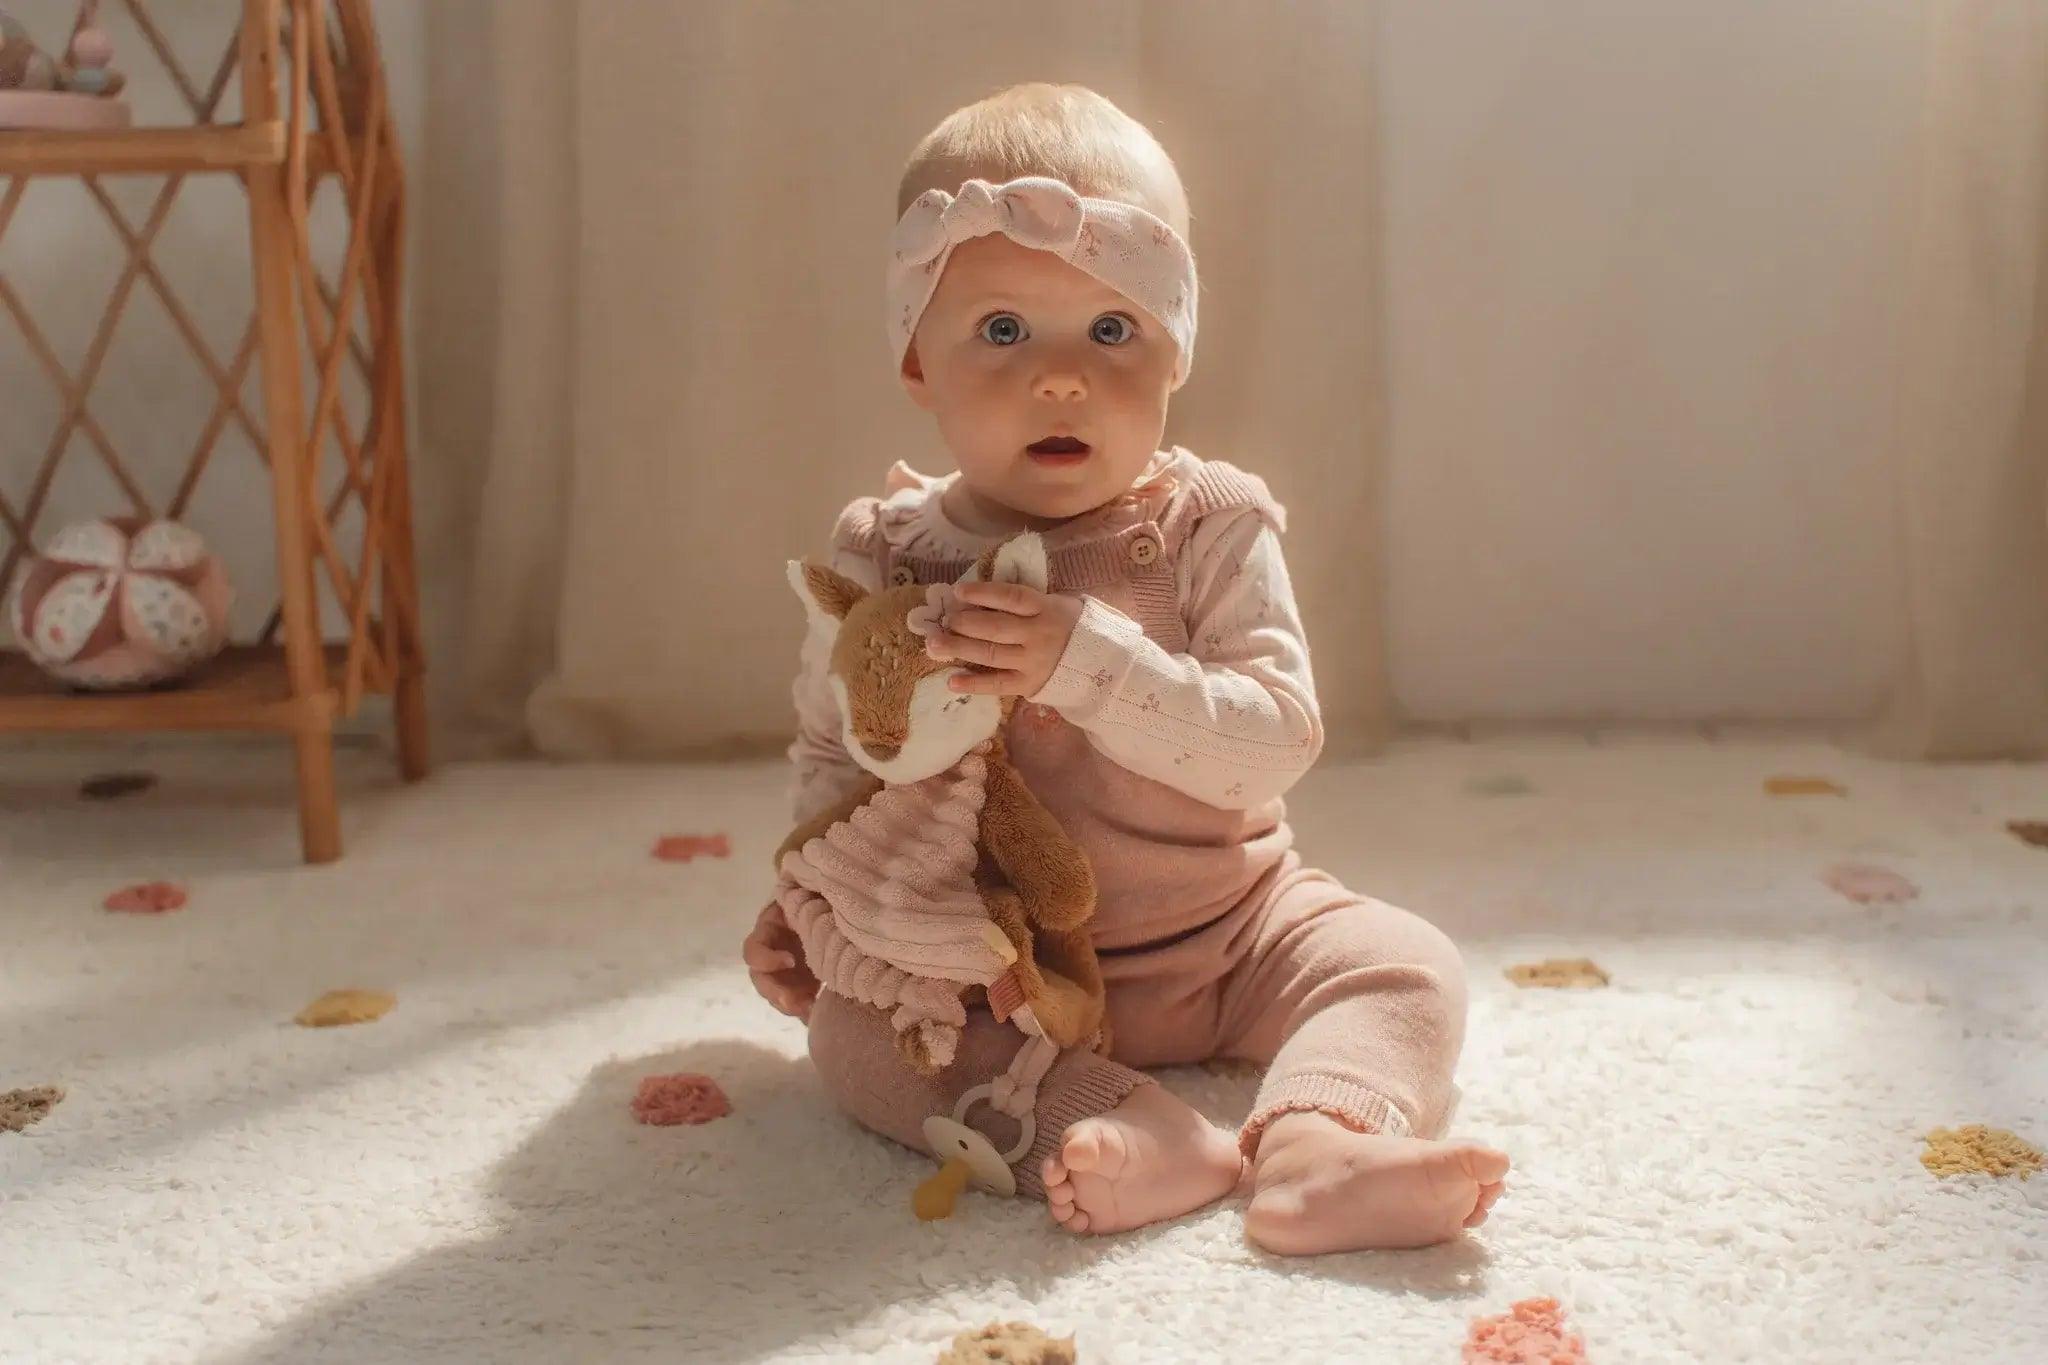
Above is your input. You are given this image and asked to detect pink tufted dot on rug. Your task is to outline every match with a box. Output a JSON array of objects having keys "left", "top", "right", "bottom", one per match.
[
  {"left": 652, "top": 833, "right": 731, "bottom": 862},
  {"left": 632, "top": 1073, "right": 731, "bottom": 1126},
  {"left": 1822, "top": 863, "right": 1918, "bottom": 905},
  {"left": 102, "top": 882, "right": 186, "bottom": 913},
  {"left": 1463, "top": 1297, "right": 1587, "bottom": 1363}
]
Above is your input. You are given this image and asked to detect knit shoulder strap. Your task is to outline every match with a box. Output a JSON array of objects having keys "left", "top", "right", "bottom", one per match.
[{"left": 1158, "top": 455, "right": 1288, "bottom": 551}]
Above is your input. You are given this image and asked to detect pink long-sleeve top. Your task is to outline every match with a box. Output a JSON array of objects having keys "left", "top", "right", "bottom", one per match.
[{"left": 787, "top": 447, "right": 1320, "bottom": 951}]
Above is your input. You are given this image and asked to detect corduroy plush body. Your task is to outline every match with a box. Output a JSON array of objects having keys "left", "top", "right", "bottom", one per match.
[{"left": 777, "top": 534, "right": 1105, "bottom": 1074}]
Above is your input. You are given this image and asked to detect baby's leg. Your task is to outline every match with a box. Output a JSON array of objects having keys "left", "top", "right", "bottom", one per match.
[
  {"left": 807, "top": 991, "right": 1239, "bottom": 1232},
  {"left": 805, "top": 991, "right": 1138, "bottom": 1200},
  {"left": 1218, "top": 872, "right": 1508, "bottom": 1254}
]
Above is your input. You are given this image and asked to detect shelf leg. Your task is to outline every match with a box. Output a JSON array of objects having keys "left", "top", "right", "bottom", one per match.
[
  {"left": 293, "top": 721, "right": 341, "bottom": 862},
  {"left": 245, "top": 0, "right": 341, "bottom": 863},
  {"left": 394, "top": 671, "right": 428, "bottom": 783}
]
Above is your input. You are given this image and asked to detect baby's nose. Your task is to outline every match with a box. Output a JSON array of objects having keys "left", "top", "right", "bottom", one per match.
[{"left": 1033, "top": 368, "right": 1087, "bottom": 402}]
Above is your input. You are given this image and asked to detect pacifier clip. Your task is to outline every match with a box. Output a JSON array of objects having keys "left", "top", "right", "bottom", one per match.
[{"left": 913, "top": 1031, "right": 1063, "bottom": 1220}]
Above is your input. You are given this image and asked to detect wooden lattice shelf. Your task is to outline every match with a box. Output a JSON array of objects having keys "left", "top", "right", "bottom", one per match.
[
  {"left": 0, "top": 0, "right": 426, "bottom": 863},
  {"left": 0, "top": 643, "right": 341, "bottom": 732},
  {"left": 0, "top": 122, "right": 286, "bottom": 174}
]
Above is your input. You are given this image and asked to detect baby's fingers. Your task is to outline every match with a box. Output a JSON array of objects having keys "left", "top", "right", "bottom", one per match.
[
  {"left": 955, "top": 581, "right": 1043, "bottom": 616},
  {"left": 754, "top": 970, "right": 816, "bottom": 1019},
  {"left": 927, "top": 630, "right": 1025, "bottom": 671},
  {"left": 946, "top": 608, "right": 1033, "bottom": 645},
  {"left": 742, "top": 936, "right": 796, "bottom": 972},
  {"left": 948, "top": 668, "right": 1030, "bottom": 696}
]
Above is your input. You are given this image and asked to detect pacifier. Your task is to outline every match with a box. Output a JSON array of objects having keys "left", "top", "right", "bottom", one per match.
[{"left": 912, "top": 1083, "right": 1036, "bottom": 1221}]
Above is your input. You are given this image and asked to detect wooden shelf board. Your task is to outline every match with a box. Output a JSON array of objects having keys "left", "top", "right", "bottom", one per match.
[
  {"left": 0, "top": 122, "right": 285, "bottom": 176},
  {"left": 0, "top": 644, "right": 338, "bottom": 733}
]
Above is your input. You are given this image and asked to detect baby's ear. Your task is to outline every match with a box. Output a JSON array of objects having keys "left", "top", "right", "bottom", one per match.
[
  {"left": 959, "top": 532, "right": 1049, "bottom": 593},
  {"left": 898, "top": 342, "right": 937, "bottom": 412},
  {"left": 787, "top": 560, "right": 868, "bottom": 627}
]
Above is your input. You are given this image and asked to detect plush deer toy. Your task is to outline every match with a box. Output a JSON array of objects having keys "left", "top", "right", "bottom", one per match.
[{"left": 773, "top": 533, "right": 1106, "bottom": 1081}]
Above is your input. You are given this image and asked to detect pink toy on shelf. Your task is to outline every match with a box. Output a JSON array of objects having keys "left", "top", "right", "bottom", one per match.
[{"left": 0, "top": 1, "right": 131, "bottom": 130}]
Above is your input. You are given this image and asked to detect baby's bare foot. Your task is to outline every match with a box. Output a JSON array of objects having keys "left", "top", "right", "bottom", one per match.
[
  {"left": 1041, "top": 1084, "right": 1243, "bottom": 1235},
  {"left": 1246, "top": 1112, "right": 1509, "bottom": 1255}
]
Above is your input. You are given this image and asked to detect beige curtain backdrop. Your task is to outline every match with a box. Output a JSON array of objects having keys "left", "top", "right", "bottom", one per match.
[
  {"left": 1869, "top": 0, "right": 2048, "bottom": 759},
  {"left": 416, "top": 1, "right": 2047, "bottom": 761},
  {"left": 417, "top": 0, "right": 1385, "bottom": 758}
]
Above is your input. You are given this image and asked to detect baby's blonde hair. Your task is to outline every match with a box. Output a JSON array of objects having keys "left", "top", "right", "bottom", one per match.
[{"left": 897, "top": 83, "right": 1190, "bottom": 240}]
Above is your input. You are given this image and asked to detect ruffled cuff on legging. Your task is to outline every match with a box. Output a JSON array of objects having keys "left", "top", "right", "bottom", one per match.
[{"left": 1237, "top": 1074, "right": 1414, "bottom": 1160}]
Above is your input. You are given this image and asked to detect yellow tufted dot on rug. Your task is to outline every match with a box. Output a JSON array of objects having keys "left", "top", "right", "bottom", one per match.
[
  {"left": 1920, "top": 1125, "right": 2043, "bottom": 1180},
  {"left": 294, "top": 989, "right": 397, "bottom": 1028},
  {"left": 1765, "top": 776, "right": 1847, "bottom": 797},
  {"left": 936, "top": 1323, "right": 1076, "bottom": 1365},
  {"left": 1504, "top": 958, "right": 1609, "bottom": 989},
  {"left": 1, "top": 1086, "right": 66, "bottom": 1134}
]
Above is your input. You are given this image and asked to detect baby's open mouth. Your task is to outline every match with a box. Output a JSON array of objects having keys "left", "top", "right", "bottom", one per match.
[{"left": 1027, "top": 436, "right": 1091, "bottom": 459}]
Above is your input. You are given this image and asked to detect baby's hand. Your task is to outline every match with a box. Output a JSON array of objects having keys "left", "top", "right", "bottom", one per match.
[
  {"left": 743, "top": 900, "right": 819, "bottom": 1021},
  {"left": 924, "top": 580, "right": 1083, "bottom": 699}
]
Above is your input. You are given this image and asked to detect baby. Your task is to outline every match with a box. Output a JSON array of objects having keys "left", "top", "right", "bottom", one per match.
[{"left": 745, "top": 83, "right": 1508, "bottom": 1255}]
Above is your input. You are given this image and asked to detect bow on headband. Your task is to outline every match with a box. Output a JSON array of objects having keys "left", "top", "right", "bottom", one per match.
[
  {"left": 885, "top": 176, "right": 1198, "bottom": 388},
  {"left": 891, "top": 177, "right": 1090, "bottom": 267}
]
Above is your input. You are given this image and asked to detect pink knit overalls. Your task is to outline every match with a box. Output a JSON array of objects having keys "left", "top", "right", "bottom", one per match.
[{"left": 803, "top": 456, "right": 1468, "bottom": 1198}]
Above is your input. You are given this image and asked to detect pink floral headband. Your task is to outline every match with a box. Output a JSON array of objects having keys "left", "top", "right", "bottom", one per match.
[{"left": 887, "top": 176, "right": 1198, "bottom": 389}]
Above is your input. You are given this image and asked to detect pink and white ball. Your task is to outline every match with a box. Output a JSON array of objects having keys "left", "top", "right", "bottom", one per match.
[{"left": 6, "top": 518, "right": 232, "bottom": 689}]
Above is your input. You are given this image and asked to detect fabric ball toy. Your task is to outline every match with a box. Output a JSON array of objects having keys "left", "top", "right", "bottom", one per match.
[{"left": 6, "top": 517, "right": 232, "bottom": 689}]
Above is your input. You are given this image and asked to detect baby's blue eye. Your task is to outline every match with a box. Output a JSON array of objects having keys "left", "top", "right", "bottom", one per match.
[
  {"left": 1091, "top": 314, "right": 1135, "bottom": 346},
  {"left": 981, "top": 313, "right": 1027, "bottom": 346}
]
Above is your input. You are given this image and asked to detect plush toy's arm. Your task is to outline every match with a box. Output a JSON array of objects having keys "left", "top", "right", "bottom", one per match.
[
  {"left": 980, "top": 759, "right": 1096, "bottom": 933},
  {"left": 773, "top": 772, "right": 884, "bottom": 869}
]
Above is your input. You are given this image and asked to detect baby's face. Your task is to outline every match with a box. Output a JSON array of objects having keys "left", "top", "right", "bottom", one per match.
[{"left": 902, "top": 234, "right": 1177, "bottom": 523}]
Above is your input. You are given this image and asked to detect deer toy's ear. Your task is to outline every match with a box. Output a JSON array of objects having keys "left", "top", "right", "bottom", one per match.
[
  {"left": 787, "top": 560, "right": 868, "bottom": 628},
  {"left": 958, "top": 532, "right": 1050, "bottom": 593}
]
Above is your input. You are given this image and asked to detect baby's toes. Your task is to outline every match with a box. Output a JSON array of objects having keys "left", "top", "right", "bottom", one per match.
[
  {"left": 1464, "top": 1181, "right": 1506, "bottom": 1228},
  {"left": 1060, "top": 1122, "right": 1108, "bottom": 1174},
  {"left": 1061, "top": 1118, "right": 1133, "bottom": 1181},
  {"left": 1456, "top": 1143, "right": 1512, "bottom": 1187}
]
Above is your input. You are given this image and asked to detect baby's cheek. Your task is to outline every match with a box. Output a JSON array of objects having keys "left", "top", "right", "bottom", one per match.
[{"left": 1100, "top": 369, "right": 1171, "bottom": 439}]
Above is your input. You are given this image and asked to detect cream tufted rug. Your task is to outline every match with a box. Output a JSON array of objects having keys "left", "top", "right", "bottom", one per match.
[{"left": 3, "top": 734, "right": 2044, "bottom": 1363}]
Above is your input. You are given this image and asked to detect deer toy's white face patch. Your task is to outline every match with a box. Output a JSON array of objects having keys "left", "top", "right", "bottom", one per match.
[
  {"left": 831, "top": 670, "right": 1000, "bottom": 784},
  {"left": 789, "top": 530, "right": 1049, "bottom": 786}
]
